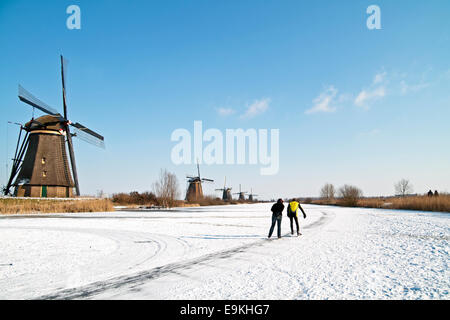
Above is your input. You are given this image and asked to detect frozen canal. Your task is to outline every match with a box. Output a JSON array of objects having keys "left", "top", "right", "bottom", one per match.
[{"left": 0, "top": 203, "right": 448, "bottom": 299}]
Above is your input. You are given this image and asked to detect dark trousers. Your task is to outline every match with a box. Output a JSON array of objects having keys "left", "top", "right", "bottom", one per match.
[
  {"left": 268, "top": 213, "right": 282, "bottom": 238},
  {"left": 289, "top": 215, "right": 299, "bottom": 234}
]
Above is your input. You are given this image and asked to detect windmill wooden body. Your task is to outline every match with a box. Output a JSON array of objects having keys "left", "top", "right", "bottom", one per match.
[
  {"left": 248, "top": 188, "right": 258, "bottom": 202},
  {"left": 215, "top": 177, "right": 232, "bottom": 201},
  {"left": 233, "top": 184, "right": 248, "bottom": 201},
  {"left": 185, "top": 162, "right": 213, "bottom": 201},
  {"left": 3, "top": 56, "right": 105, "bottom": 198}
]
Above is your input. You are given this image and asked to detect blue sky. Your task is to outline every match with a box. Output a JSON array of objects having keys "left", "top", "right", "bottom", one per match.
[{"left": 0, "top": 0, "right": 449, "bottom": 199}]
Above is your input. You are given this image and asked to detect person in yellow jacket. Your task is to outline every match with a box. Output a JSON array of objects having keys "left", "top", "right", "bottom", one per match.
[{"left": 286, "top": 198, "right": 307, "bottom": 236}]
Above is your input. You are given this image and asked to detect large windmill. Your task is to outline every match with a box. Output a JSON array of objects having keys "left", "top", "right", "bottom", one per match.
[
  {"left": 3, "top": 55, "right": 104, "bottom": 198},
  {"left": 185, "top": 161, "right": 213, "bottom": 201},
  {"left": 248, "top": 188, "right": 258, "bottom": 202},
  {"left": 233, "top": 184, "right": 248, "bottom": 201},
  {"left": 215, "top": 176, "right": 232, "bottom": 201}
]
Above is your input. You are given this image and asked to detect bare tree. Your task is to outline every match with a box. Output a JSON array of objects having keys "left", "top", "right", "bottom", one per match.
[
  {"left": 395, "top": 179, "right": 413, "bottom": 196},
  {"left": 338, "top": 184, "right": 363, "bottom": 206},
  {"left": 152, "top": 169, "right": 180, "bottom": 208},
  {"left": 320, "top": 183, "right": 335, "bottom": 200},
  {"left": 96, "top": 189, "right": 105, "bottom": 198}
]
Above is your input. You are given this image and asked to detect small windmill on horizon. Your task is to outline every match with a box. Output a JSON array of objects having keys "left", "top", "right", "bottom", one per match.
[
  {"left": 248, "top": 188, "right": 258, "bottom": 202},
  {"left": 185, "top": 161, "right": 213, "bottom": 201},
  {"left": 233, "top": 184, "right": 248, "bottom": 201},
  {"left": 215, "top": 176, "right": 232, "bottom": 201}
]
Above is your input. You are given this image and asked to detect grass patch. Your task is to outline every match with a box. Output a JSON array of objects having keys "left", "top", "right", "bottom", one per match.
[{"left": 0, "top": 198, "right": 114, "bottom": 215}]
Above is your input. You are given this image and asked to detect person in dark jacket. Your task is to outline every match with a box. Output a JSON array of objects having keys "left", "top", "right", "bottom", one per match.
[
  {"left": 287, "top": 198, "right": 307, "bottom": 236},
  {"left": 268, "top": 198, "right": 285, "bottom": 239}
]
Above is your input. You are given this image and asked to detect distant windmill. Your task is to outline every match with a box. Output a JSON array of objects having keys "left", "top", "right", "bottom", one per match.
[
  {"left": 248, "top": 188, "right": 258, "bottom": 202},
  {"left": 3, "top": 55, "right": 104, "bottom": 198},
  {"left": 215, "top": 176, "right": 232, "bottom": 201},
  {"left": 185, "top": 161, "right": 213, "bottom": 201},
  {"left": 233, "top": 184, "right": 248, "bottom": 201}
]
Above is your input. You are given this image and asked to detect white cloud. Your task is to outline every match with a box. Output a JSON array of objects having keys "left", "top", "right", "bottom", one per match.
[
  {"left": 354, "top": 86, "right": 385, "bottom": 108},
  {"left": 400, "top": 80, "right": 430, "bottom": 95},
  {"left": 305, "top": 86, "right": 338, "bottom": 114},
  {"left": 358, "top": 128, "right": 380, "bottom": 138},
  {"left": 373, "top": 71, "right": 387, "bottom": 84},
  {"left": 217, "top": 107, "right": 236, "bottom": 116},
  {"left": 354, "top": 71, "right": 388, "bottom": 109},
  {"left": 241, "top": 98, "right": 270, "bottom": 118}
]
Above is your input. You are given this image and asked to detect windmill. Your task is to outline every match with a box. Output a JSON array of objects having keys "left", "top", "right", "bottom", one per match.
[
  {"left": 185, "top": 161, "right": 213, "bottom": 201},
  {"left": 233, "top": 184, "right": 248, "bottom": 201},
  {"left": 248, "top": 188, "right": 259, "bottom": 202},
  {"left": 3, "top": 55, "right": 104, "bottom": 198},
  {"left": 215, "top": 176, "right": 232, "bottom": 201}
]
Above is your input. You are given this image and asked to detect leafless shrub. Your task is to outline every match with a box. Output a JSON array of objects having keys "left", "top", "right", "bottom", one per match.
[
  {"left": 395, "top": 179, "right": 413, "bottom": 196},
  {"left": 152, "top": 169, "right": 180, "bottom": 208},
  {"left": 320, "top": 183, "right": 335, "bottom": 200},
  {"left": 111, "top": 191, "right": 158, "bottom": 206},
  {"left": 338, "top": 184, "right": 363, "bottom": 207}
]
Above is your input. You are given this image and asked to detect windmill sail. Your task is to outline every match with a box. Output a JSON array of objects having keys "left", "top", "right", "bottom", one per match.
[
  {"left": 71, "top": 125, "right": 105, "bottom": 148},
  {"left": 18, "top": 85, "right": 62, "bottom": 118}
]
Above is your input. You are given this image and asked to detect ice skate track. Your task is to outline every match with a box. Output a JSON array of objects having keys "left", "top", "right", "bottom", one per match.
[{"left": 36, "top": 211, "right": 334, "bottom": 299}]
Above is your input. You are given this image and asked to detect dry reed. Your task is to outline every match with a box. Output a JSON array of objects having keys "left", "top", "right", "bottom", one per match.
[
  {"left": 311, "top": 195, "right": 450, "bottom": 213},
  {"left": 0, "top": 198, "right": 114, "bottom": 215}
]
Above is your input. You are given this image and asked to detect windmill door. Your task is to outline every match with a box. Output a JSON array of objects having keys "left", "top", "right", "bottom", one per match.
[{"left": 41, "top": 186, "right": 48, "bottom": 198}]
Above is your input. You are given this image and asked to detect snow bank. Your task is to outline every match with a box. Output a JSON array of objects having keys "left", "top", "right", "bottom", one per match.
[{"left": 0, "top": 203, "right": 448, "bottom": 299}]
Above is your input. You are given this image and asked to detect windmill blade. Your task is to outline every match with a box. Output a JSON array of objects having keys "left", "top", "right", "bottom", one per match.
[
  {"left": 202, "top": 178, "right": 214, "bottom": 182},
  {"left": 71, "top": 125, "right": 105, "bottom": 149},
  {"left": 65, "top": 126, "right": 80, "bottom": 196},
  {"left": 61, "top": 55, "right": 69, "bottom": 119},
  {"left": 197, "top": 161, "right": 201, "bottom": 180},
  {"left": 71, "top": 122, "right": 105, "bottom": 148},
  {"left": 18, "top": 85, "right": 64, "bottom": 119},
  {"left": 71, "top": 122, "right": 104, "bottom": 141},
  {"left": 61, "top": 56, "right": 69, "bottom": 91}
]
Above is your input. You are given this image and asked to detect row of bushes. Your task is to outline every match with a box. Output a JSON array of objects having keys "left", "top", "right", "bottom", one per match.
[
  {"left": 111, "top": 192, "right": 253, "bottom": 207},
  {"left": 192, "top": 195, "right": 250, "bottom": 206},
  {"left": 111, "top": 191, "right": 158, "bottom": 206}
]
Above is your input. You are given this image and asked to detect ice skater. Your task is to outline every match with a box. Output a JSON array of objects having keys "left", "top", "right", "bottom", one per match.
[
  {"left": 287, "top": 198, "right": 307, "bottom": 236},
  {"left": 268, "top": 198, "right": 285, "bottom": 239}
]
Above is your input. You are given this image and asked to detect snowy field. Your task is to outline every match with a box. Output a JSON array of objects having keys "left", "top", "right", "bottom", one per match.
[{"left": 0, "top": 203, "right": 448, "bottom": 300}]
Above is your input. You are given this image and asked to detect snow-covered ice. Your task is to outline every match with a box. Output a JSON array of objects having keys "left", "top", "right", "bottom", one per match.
[{"left": 0, "top": 203, "right": 448, "bottom": 299}]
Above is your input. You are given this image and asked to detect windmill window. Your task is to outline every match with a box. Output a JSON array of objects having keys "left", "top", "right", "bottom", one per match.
[
  {"left": 42, "top": 157, "right": 46, "bottom": 164},
  {"left": 42, "top": 171, "right": 47, "bottom": 177}
]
